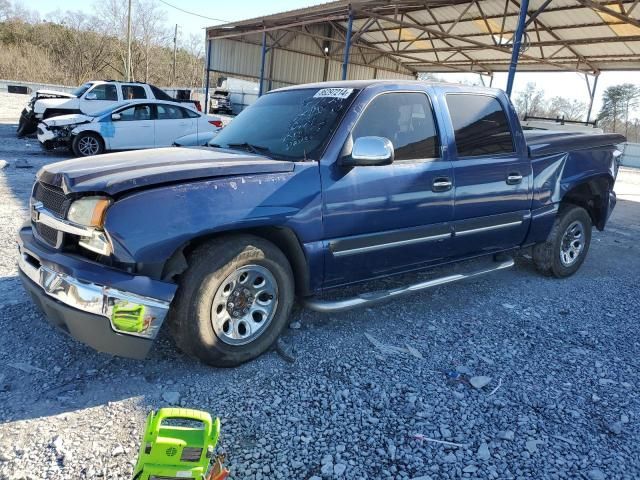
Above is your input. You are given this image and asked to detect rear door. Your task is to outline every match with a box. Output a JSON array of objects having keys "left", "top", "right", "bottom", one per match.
[
  {"left": 321, "top": 89, "right": 455, "bottom": 287},
  {"left": 443, "top": 92, "right": 532, "bottom": 257},
  {"left": 154, "top": 104, "right": 196, "bottom": 147},
  {"left": 107, "top": 103, "right": 155, "bottom": 150}
]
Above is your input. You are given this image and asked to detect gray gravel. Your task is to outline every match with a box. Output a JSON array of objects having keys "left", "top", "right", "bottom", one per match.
[{"left": 0, "top": 91, "right": 639, "bottom": 479}]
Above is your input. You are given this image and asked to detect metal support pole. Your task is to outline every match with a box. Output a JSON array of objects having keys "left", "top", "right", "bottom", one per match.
[
  {"left": 259, "top": 31, "right": 267, "bottom": 96},
  {"left": 126, "top": 0, "right": 132, "bottom": 81},
  {"left": 586, "top": 73, "right": 600, "bottom": 123},
  {"left": 506, "top": 0, "right": 530, "bottom": 97},
  {"left": 341, "top": 7, "right": 353, "bottom": 80},
  {"left": 204, "top": 39, "right": 212, "bottom": 114}
]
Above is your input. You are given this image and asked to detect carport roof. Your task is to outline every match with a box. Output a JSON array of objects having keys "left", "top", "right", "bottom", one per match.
[{"left": 206, "top": 0, "right": 640, "bottom": 74}]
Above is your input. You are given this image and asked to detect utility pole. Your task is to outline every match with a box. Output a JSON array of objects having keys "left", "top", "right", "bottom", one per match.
[
  {"left": 173, "top": 24, "right": 178, "bottom": 86},
  {"left": 126, "top": 0, "right": 132, "bottom": 81}
]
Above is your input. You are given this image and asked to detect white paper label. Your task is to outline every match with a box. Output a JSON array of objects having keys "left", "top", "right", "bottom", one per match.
[{"left": 313, "top": 88, "right": 354, "bottom": 99}]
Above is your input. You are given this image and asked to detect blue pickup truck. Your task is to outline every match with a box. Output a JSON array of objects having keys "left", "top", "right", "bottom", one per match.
[{"left": 17, "top": 80, "right": 623, "bottom": 366}]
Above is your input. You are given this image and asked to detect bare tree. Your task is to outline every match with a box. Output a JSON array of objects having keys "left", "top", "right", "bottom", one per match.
[
  {"left": 514, "top": 82, "right": 547, "bottom": 118},
  {"left": 546, "top": 97, "right": 586, "bottom": 121}
]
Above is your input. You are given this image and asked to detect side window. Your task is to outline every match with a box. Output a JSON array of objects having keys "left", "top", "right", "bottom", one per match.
[
  {"left": 352, "top": 92, "right": 439, "bottom": 161},
  {"left": 121, "top": 85, "right": 147, "bottom": 100},
  {"left": 157, "top": 104, "right": 184, "bottom": 120},
  {"left": 150, "top": 85, "right": 174, "bottom": 101},
  {"left": 115, "top": 105, "right": 152, "bottom": 121},
  {"left": 87, "top": 84, "right": 117, "bottom": 101},
  {"left": 182, "top": 107, "right": 200, "bottom": 118},
  {"left": 446, "top": 94, "right": 514, "bottom": 157}
]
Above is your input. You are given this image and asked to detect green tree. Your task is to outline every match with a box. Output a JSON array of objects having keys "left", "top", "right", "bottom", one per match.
[{"left": 598, "top": 83, "right": 640, "bottom": 135}]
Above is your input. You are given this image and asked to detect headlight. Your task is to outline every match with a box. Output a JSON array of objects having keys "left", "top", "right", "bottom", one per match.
[
  {"left": 67, "top": 196, "right": 111, "bottom": 227},
  {"left": 68, "top": 196, "right": 112, "bottom": 255}
]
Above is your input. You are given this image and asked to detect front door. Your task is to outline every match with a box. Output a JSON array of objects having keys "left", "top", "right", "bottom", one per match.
[
  {"left": 321, "top": 90, "right": 454, "bottom": 287},
  {"left": 443, "top": 92, "right": 533, "bottom": 257},
  {"left": 80, "top": 83, "right": 119, "bottom": 115}
]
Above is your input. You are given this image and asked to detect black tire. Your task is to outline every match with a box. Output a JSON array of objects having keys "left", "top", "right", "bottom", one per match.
[
  {"left": 17, "top": 110, "right": 37, "bottom": 137},
  {"left": 168, "top": 235, "right": 295, "bottom": 367},
  {"left": 532, "top": 204, "right": 592, "bottom": 278},
  {"left": 72, "top": 132, "right": 105, "bottom": 157}
]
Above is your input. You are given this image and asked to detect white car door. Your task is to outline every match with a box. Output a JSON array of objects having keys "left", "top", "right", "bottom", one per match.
[
  {"left": 154, "top": 104, "right": 196, "bottom": 147},
  {"left": 107, "top": 104, "right": 155, "bottom": 150},
  {"left": 80, "top": 83, "right": 120, "bottom": 115}
]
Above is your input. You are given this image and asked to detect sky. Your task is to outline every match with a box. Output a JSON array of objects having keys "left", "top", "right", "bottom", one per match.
[{"left": 14, "top": 0, "right": 640, "bottom": 116}]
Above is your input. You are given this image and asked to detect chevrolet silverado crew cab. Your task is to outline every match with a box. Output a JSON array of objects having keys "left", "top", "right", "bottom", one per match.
[
  {"left": 17, "top": 81, "right": 623, "bottom": 367},
  {"left": 17, "top": 80, "right": 199, "bottom": 137}
]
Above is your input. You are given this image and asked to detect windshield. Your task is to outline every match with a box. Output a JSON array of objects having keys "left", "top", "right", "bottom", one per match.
[
  {"left": 72, "top": 82, "right": 94, "bottom": 98},
  {"left": 211, "top": 87, "right": 359, "bottom": 160}
]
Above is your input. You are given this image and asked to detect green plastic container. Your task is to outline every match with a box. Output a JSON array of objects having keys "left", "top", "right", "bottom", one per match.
[{"left": 132, "top": 408, "right": 221, "bottom": 480}]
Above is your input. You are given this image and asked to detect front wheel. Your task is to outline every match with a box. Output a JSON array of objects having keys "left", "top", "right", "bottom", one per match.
[
  {"left": 72, "top": 132, "right": 105, "bottom": 157},
  {"left": 533, "top": 204, "right": 592, "bottom": 277},
  {"left": 168, "top": 235, "right": 294, "bottom": 367}
]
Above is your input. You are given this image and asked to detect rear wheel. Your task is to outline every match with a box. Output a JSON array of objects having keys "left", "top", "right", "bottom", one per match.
[
  {"left": 533, "top": 204, "right": 592, "bottom": 277},
  {"left": 168, "top": 235, "right": 294, "bottom": 367},
  {"left": 72, "top": 132, "right": 105, "bottom": 157}
]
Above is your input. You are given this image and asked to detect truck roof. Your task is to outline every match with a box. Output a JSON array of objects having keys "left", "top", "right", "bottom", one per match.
[{"left": 274, "top": 79, "right": 503, "bottom": 95}]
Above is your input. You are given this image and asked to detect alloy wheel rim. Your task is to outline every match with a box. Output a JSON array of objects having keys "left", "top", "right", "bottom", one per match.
[
  {"left": 559, "top": 220, "right": 584, "bottom": 267},
  {"left": 211, "top": 265, "right": 278, "bottom": 345},
  {"left": 78, "top": 136, "right": 99, "bottom": 156}
]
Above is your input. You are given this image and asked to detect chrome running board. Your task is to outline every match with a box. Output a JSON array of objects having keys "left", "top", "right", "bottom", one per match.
[{"left": 302, "top": 257, "right": 514, "bottom": 313}]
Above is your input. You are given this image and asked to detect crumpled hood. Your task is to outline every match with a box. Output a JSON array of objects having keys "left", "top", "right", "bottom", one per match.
[
  {"left": 34, "top": 89, "right": 76, "bottom": 99},
  {"left": 37, "top": 147, "right": 295, "bottom": 195},
  {"left": 42, "top": 113, "right": 94, "bottom": 127},
  {"left": 33, "top": 96, "right": 78, "bottom": 113}
]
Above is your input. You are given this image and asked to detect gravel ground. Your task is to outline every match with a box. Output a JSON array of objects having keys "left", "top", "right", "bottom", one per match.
[{"left": 0, "top": 91, "right": 639, "bottom": 480}]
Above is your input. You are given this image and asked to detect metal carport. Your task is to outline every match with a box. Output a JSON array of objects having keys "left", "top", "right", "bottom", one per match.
[{"left": 204, "top": 0, "right": 640, "bottom": 117}]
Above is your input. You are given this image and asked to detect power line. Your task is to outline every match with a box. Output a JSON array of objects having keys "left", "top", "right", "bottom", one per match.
[{"left": 156, "top": 0, "right": 230, "bottom": 24}]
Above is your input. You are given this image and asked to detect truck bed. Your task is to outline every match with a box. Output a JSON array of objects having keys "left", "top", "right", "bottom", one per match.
[{"left": 525, "top": 130, "right": 625, "bottom": 158}]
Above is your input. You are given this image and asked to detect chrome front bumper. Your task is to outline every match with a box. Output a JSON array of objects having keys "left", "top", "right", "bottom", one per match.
[{"left": 18, "top": 251, "right": 170, "bottom": 340}]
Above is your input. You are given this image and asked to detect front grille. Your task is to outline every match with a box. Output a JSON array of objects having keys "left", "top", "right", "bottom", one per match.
[
  {"left": 33, "top": 181, "right": 69, "bottom": 217},
  {"left": 34, "top": 223, "right": 59, "bottom": 246},
  {"left": 32, "top": 181, "right": 69, "bottom": 248}
]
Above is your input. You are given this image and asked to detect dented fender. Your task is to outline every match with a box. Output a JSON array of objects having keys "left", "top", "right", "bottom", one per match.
[{"left": 102, "top": 162, "right": 324, "bottom": 287}]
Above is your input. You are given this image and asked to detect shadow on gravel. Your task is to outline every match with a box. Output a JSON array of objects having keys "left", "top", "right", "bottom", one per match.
[{"left": 0, "top": 123, "right": 70, "bottom": 211}]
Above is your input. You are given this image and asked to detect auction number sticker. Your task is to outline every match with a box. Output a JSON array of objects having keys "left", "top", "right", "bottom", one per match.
[{"left": 313, "top": 88, "right": 354, "bottom": 99}]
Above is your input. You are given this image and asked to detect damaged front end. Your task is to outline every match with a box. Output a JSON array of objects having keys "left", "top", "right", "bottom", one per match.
[
  {"left": 37, "top": 115, "right": 92, "bottom": 150},
  {"left": 18, "top": 90, "right": 77, "bottom": 137},
  {"left": 37, "top": 123, "right": 75, "bottom": 150}
]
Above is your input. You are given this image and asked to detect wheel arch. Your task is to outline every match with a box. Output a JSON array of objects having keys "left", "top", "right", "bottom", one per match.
[
  {"left": 161, "top": 227, "right": 311, "bottom": 296},
  {"left": 561, "top": 174, "right": 614, "bottom": 231},
  {"left": 73, "top": 129, "right": 106, "bottom": 154}
]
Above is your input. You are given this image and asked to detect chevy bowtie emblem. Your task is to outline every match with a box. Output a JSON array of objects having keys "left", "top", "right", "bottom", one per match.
[{"left": 31, "top": 201, "right": 42, "bottom": 222}]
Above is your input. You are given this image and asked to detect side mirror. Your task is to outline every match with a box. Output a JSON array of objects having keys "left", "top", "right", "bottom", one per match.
[
  {"left": 111, "top": 113, "right": 121, "bottom": 121},
  {"left": 85, "top": 92, "right": 98, "bottom": 100},
  {"left": 342, "top": 136, "right": 394, "bottom": 167}
]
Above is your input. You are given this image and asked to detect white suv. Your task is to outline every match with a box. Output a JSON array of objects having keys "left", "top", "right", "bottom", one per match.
[{"left": 18, "top": 81, "right": 199, "bottom": 136}]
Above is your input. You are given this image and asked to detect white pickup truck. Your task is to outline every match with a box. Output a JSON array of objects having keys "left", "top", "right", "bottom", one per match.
[{"left": 17, "top": 80, "right": 200, "bottom": 136}]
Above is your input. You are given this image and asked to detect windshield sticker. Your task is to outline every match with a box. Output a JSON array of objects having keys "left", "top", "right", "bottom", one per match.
[{"left": 313, "top": 88, "right": 354, "bottom": 99}]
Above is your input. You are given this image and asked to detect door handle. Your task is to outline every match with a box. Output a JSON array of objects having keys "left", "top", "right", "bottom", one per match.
[
  {"left": 506, "top": 172, "right": 523, "bottom": 185},
  {"left": 432, "top": 177, "right": 453, "bottom": 192}
]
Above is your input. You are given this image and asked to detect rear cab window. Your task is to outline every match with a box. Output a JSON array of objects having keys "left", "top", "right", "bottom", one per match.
[
  {"left": 121, "top": 85, "right": 147, "bottom": 100},
  {"left": 445, "top": 94, "right": 514, "bottom": 157}
]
